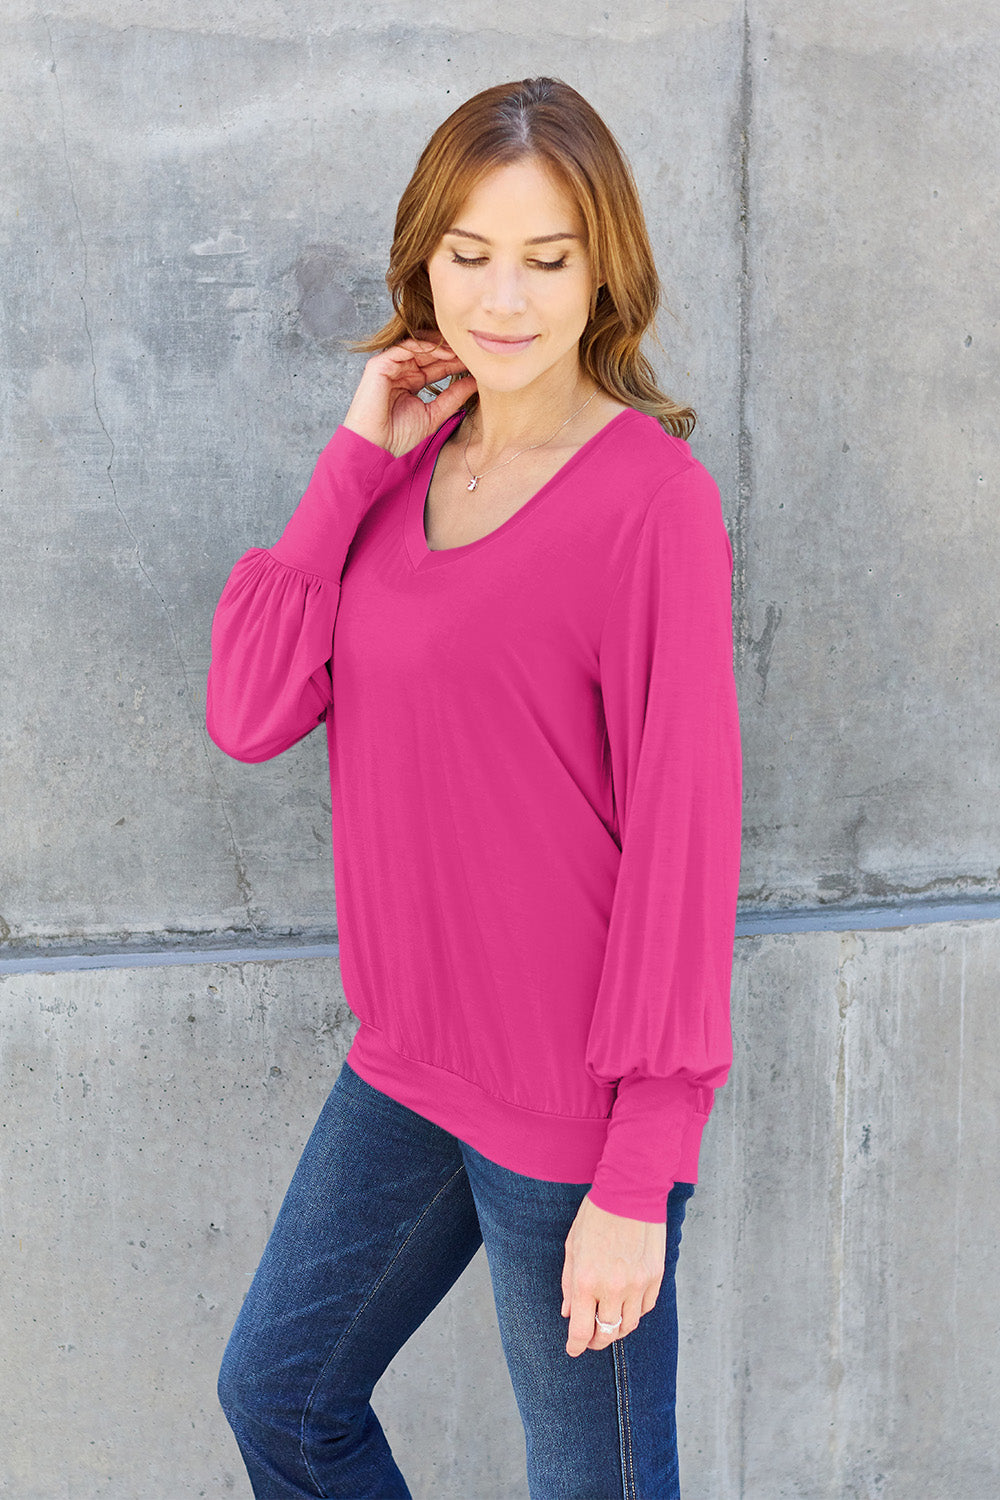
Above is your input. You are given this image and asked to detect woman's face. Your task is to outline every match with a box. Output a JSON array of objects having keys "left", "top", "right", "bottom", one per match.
[{"left": 425, "top": 156, "right": 596, "bottom": 399}]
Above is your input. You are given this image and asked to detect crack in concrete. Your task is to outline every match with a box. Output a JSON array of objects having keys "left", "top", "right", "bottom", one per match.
[
  {"left": 951, "top": 932, "right": 966, "bottom": 1410},
  {"left": 829, "top": 930, "right": 859, "bottom": 1482},
  {"left": 749, "top": 601, "right": 782, "bottom": 702},
  {"left": 45, "top": 16, "right": 258, "bottom": 935},
  {"left": 732, "top": 0, "right": 754, "bottom": 680}
]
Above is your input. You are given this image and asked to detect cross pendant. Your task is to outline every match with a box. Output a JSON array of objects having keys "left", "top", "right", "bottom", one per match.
[{"left": 467, "top": 477, "right": 479, "bottom": 491}]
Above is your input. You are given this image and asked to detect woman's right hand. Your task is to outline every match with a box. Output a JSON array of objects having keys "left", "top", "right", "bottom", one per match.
[{"left": 342, "top": 334, "right": 476, "bottom": 457}]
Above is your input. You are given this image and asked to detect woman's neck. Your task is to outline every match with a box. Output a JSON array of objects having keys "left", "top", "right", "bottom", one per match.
[{"left": 466, "top": 364, "right": 597, "bottom": 465}]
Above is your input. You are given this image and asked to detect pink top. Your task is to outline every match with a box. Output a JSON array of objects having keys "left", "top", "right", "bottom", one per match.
[{"left": 206, "top": 407, "right": 742, "bottom": 1220}]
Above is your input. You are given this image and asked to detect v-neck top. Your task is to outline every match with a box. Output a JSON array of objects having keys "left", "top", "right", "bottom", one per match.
[
  {"left": 206, "top": 409, "right": 742, "bottom": 1220},
  {"left": 406, "top": 408, "right": 633, "bottom": 565}
]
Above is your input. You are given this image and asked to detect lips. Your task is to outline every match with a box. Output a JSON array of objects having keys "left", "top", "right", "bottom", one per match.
[{"left": 470, "top": 331, "right": 538, "bottom": 355}]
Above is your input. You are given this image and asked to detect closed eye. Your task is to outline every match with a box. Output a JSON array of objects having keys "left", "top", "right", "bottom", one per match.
[{"left": 449, "top": 253, "right": 569, "bottom": 271}]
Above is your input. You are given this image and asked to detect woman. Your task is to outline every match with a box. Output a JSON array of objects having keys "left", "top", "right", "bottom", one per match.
[{"left": 208, "top": 76, "right": 742, "bottom": 1500}]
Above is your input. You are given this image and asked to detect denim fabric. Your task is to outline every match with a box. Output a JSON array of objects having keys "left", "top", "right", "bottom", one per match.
[{"left": 219, "top": 1057, "right": 696, "bottom": 1499}]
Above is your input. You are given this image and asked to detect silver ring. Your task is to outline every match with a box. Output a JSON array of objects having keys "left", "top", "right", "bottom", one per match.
[{"left": 595, "top": 1315, "right": 623, "bottom": 1335}]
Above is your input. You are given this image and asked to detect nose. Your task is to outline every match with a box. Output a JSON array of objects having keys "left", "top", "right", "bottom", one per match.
[{"left": 479, "top": 260, "right": 528, "bottom": 318}]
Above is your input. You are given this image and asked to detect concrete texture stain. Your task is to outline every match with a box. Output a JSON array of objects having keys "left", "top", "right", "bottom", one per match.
[
  {"left": 295, "top": 244, "right": 361, "bottom": 340},
  {"left": 749, "top": 601, "right": 783, "bottom": 701},
  {"left": 189, "top": 229, "right": 248, "bottom": 256}
]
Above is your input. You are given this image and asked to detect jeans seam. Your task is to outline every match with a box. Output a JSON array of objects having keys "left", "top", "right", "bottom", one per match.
[
  {"left": 612, "top": 1338, "right": 636, "bottom": 1500},
  {"left": 298, "top": 1161, "right": 470, "bottom": 1495}
]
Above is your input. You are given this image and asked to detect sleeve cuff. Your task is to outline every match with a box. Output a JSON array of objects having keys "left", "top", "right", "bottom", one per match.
[
  {"left": 586, "top": 1073, "right": 714, "bottom": 1221},
  {"left": 269, "top": 425, "right": 397, "bottom": 580}
]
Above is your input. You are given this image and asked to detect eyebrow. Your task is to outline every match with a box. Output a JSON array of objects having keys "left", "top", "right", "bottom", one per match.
[{"left": 445, "top": 226, "right": 582, "bottom": 245}]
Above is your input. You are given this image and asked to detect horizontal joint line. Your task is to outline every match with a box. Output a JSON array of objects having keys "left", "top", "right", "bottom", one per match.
[{"left": 2, "top": 899, "right": 1000, "bottom": 975}]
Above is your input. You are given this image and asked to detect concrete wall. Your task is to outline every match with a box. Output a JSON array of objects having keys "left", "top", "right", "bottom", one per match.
[
  {"left": 2, "top": 2, "right": 998, "bottom": 1496},
  {"left": 5, "top": 923, "right": 998, "bottom": 1497}
]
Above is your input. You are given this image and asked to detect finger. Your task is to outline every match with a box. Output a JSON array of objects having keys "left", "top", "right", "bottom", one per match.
[
  {"left": 590, "top": 1302, "right": 626, "bottom": 1350},
  {"left": 414, "top": 357, "right": 470, "bottom": 387},
  {"left": 408, "top": 347, "right": 462, "bottom": 372},
  {"left": 375, "top": 341, "right": 454, "bottom": 378},
  {"left": 384, "top": 361, "right": 465, "bottom": 406},
  {"left": 422, "top": 373, "right": 476, "bottom": 430},
  {"left": 561, "top": 1249, "right": 573, "bottom": 1319},
  {"left": 618, "top": 1292, "right": 644, "bottom": 1339},
  {"left": 566, "top": 1293, "right": 597, "bottom": 1358},
  {"left": 384, "top": 352, "right": 467, "bottom": 393}
]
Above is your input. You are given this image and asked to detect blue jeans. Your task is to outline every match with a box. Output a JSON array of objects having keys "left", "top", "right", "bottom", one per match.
[{"left": 219, "top": 1057, "right": 696, "bottom": 1499}]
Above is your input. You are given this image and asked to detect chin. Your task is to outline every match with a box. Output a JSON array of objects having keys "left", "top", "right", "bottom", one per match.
[{"left": 466, "top": 358, "right": 556, "bottom": 394}]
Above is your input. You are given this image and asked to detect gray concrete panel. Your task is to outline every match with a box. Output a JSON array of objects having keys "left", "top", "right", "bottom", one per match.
[
  {"left": 1, "top": 5, "right": 742, "bottom": 945},
  {"left": 3, "top": 922, "right": 998, "bottom": 1496},
  {"left": 738, "top": 2, "right": 1000, "bottom": 908},
  {"left": 0, "top": 956, "right": 527, "bottom": 1499},
  {"left": 679, "top": 918, "right": 1000, "bottom": 1498}
]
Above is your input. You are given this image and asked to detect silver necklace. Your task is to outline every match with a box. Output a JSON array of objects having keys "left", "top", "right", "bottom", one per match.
[{"left": 461, "top": 387, "right": 599, "bottom": 492}]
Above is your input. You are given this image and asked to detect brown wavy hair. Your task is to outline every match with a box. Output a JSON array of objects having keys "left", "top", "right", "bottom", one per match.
[{"left": 352, "top": 77, "right": 695, "bottom": 438}]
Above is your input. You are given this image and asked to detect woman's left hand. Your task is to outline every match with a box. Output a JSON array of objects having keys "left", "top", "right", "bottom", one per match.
[{"left": 561, "top": 1194, "right": 666, "bottom": 1357}]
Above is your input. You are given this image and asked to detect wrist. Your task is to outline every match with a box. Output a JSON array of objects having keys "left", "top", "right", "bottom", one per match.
[{"left": 341, "top": 411, "right": 391, "bottom": 453}]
